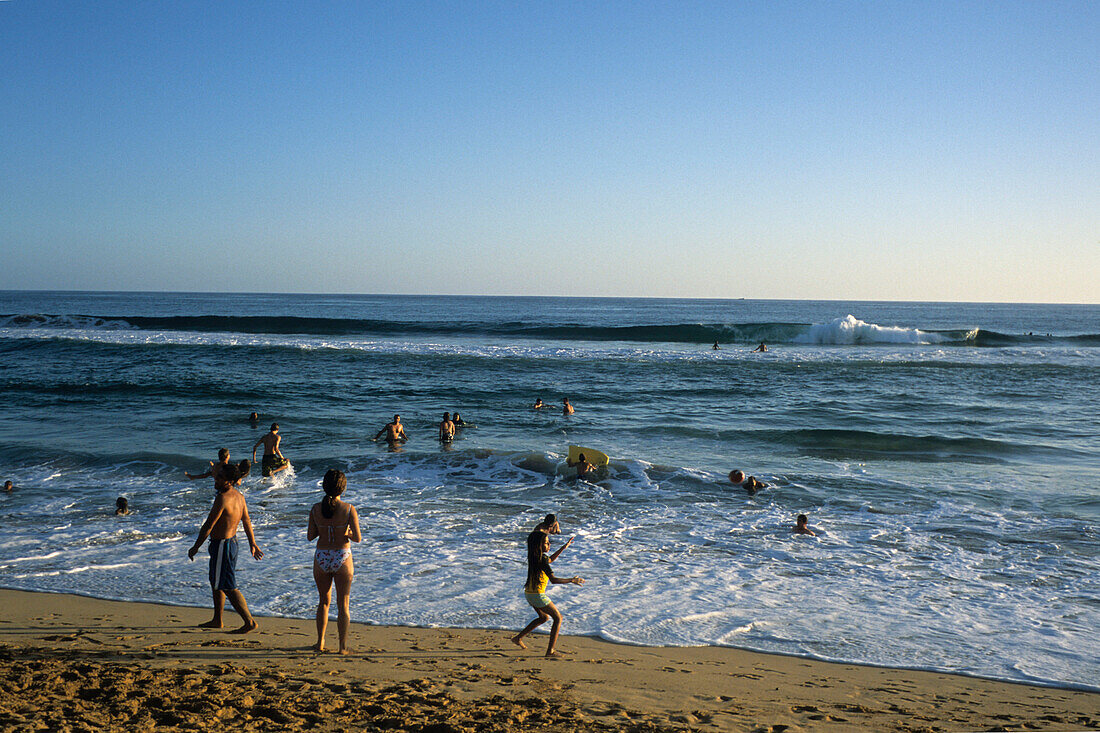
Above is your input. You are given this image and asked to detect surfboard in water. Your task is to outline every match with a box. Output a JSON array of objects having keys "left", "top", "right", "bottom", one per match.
[{"left": 568, "top": 445, "right": 609, "bottom": 466}]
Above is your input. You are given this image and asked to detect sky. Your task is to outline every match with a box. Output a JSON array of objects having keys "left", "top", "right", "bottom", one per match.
[{"left": 1, "top": 1, "right": 1098, "bottom": 302}]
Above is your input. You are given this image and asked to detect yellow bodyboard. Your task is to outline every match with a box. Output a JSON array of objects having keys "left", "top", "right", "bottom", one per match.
[{"left": 568, "top": 445, "right": 609, "bottom": 467}]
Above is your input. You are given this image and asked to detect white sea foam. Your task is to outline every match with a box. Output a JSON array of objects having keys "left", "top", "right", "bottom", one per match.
[{"left": 795, "top": 315, "right": 946, "bottom": 345}]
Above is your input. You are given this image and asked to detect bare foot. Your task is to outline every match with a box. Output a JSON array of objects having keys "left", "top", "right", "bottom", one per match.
[
  {"left": 510, "top": 635, "right": 527, "bottom": 649},
  {"left": 313, "top": 643, "right": 325, "bottom": 653},
  {"left": 338, "top": 648, "right": 350, "bottom": 656},
  {"left": 545, "top": 650, "right": 563, "bottom": 658},
  {"left": 197, "top": 620, "right": 222, "bottom": 629},
  {"left": 230, "top": 619, "right": 258, "bottom": 634}
]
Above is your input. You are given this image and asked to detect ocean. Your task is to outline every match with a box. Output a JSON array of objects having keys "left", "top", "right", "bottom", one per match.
[{"left": 1, "top": 291, "right": 1097, "bottom": 690}]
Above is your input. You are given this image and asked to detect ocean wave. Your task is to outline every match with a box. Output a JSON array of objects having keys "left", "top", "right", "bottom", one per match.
[{"left": 3, "top": 311, "right": 1098, "bottom": 348}]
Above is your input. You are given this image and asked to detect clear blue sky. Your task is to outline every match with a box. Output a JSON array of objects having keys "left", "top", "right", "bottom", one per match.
[{"left": 2, "top": 1, "right": 1097, "bottom": 302}]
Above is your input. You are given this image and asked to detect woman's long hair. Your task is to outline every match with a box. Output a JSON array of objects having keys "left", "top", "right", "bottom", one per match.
[
  {"left": 525, "top": 530, "right": 548, "bottom": 590},
  {"left": 321, "top": 469, "right": 347, "bottom": 519}
]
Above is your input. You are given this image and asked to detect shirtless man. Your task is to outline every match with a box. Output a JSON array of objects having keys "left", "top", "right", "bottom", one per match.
[
  {"left": 752, "top": 342, "right": 768, "bottom": 353},
  {"left": 186, "top": 448, "right": 230, "bottom": 483},
  {"left": 562, "top": 397, "right": 574, "bottom": 416},
  {"left": 374, "top": 415, "right": 409, "bottom": 444},
  {"left": 187, "top": 464, "right": 263, "bottom": 633},
  {"left": 3, "top": 480, "right": 11, "bottom": 493},
  {"left": 535, "top": 513, "right": 560, "bottom": 535},
  {"left": 439, "top": 412, "right": 455, "bottom": 443},
  {"left": 793, "top": 514, "right": 816, "bottom": 536},
  {"left": 533, "top": 398, "right": 544, "bottom": 410},
  {"left": 252, "top": 424, "right": 290, "bottom": 477},
  {"left": 567, "top": 453, "right": 596, "bottom": 480}
]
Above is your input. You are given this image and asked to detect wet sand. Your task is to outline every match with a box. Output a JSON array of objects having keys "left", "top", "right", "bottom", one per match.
[{"left": 0, "top": 589, "right": 1095, "bottom": 732}]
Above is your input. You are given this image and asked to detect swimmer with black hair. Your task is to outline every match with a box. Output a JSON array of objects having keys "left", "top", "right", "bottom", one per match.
[
  {"left": 793, "top": 514, "right": 816, "bottom": 536},
  {"left": 115, "top": 497, "right": 130, "bottom": 515}
]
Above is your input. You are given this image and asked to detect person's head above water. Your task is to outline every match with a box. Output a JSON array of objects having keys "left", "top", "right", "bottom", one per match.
[
  {"left": 248, "top": 412, "right": 258, "bottom": 421},
  {"left": 443, "top": 412, "right": 450, "bottom": 420},
  {"left": 218, "top": 448, "right": 230, "bottom": 463},
  {"left": 393, "top": 414, "right": 401, "bottom": 423},
  {"left": 3, "top": 480, "right": 11, "bottom": 492},
  {"left": 728, "top": 470, "right": 745, "bottom": 484},
  {"left": 270, "top": 423, "right": 279, "bottom": 433},
  {"left": 115, "top": 496, "right": 129, "bottom": 514},
  {"left": 237, "top": 459, "right": 251, "bottom": 477},
  {"left": 796, "top": 514, "right": 809, "bottom": 527}
]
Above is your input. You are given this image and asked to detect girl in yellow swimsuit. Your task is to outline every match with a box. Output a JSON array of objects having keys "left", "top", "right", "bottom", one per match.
[
  {"left": 510, "top": 529, "right": 583, "bottom": 657},
  {"left": 307, "top": 469, "right": 362, "bottom": 654}
]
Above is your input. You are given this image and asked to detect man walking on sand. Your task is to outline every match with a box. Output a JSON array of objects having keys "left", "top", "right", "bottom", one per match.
[
  {"left": 253, "top": 423, "right": 290, "bottom": 477},
  {"left": 188, "top": 463, "right": 263, "bottom": 633}
]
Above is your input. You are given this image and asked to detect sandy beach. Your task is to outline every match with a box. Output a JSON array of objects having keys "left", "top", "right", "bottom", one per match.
[{"left": 0, "top": 590, "right": 1095, "bottom": 732}]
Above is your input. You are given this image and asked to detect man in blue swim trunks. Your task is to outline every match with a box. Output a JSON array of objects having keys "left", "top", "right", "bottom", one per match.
[{"left": 188, "top": 463, "right": 264, "bottom": 633}]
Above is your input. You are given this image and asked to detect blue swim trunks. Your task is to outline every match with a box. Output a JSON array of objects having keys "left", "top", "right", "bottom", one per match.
[{"left": 208, "top": 537, "right": 238, "bottom": 591}]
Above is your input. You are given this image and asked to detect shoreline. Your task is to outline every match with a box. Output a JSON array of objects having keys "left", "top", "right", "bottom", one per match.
[
  {"left": 6, "top": 584, "right": 1096, "bottom": 696},
  {"left": 1, "top": 589, "right": 1096, "bottom": 732}
]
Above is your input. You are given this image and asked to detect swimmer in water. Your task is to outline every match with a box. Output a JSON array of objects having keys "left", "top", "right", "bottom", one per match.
[
  {"left": 374, "top": 415, "right": 409, "bottom": 444},
  {"left": 439, "top": 412, "right": 455, "bottom": 443},
  {"left": 533, "top": 398, "right": 544, "bottom": 410},
  {"left": 793, "top": 514, "right": 816, "bottom": 536},
  {"left": 562, "top": 397, "right": 574, "bottom": 416},
  {"left": 567, "top": 453, "right": 596, "bottom": 480},
  {"left": 187, "top": 448, "right": 231, "bottom": 484},
  {"left": 115, "top": 497, "right": 130, "bottom": 515},
  {"left": 752, "top": 342, "right": 768, "bottom": 353},
  {"left": 253, "top": 423, "right": 290, "bottom": 477}
]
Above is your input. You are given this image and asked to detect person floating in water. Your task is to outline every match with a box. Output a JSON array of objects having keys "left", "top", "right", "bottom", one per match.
[
  {"left": 728, "top": 469, "right": 767, "bottom": 495},
  {"left": 253, "top": 423, "right": 290, "bottom": 477},
  {"left": 188, "top": 463, "right": 263, "bottom": 633},
  {"left": 752, "top": 342, "right": 768, "bottom": 353},
  {"left": 532, "top": 398, "right": 544, "bottom": 410},
  {"left": 562, "top": 397, "right": 574, "bottom": 416},
  {"left": 793, "top": 514, "right": 816, "bottom": 536},
  {"left": 568, "top": 452, "right": 596, "bottom": 480},
  {"left": 186, "top": 448, "right": 231, "bottom": 484},
  {"left": 451, "top": 412, "right": 468, "bottom": 428},
  {"left": 439, "top": 412, "right": 455, "bottom": 443},
  {"left": 510, "top": 530, "right": 583, "bottom": 658},
  {"left": 115, "top": 497, "right": 130, "bottom": 515}
]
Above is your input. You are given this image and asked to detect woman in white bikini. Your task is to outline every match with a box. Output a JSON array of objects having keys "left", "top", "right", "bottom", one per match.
[{"left": 307, "top": 469, "right": 362, "bottom": 654}]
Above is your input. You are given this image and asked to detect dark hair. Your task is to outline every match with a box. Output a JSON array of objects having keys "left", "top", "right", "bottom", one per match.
[
  {"left": 543, "top": 513, "right": 556, "bottom": 526},
  {"left": 237, "top": 459, "right": 251, "bottom": 477},
  {"left": 525, "top": 530, "right": 549, "bottom": 590},
  {"left": 219, "top": 463, "right": 241, "bottom": 489},
  {"left": 321, "top": 469, "right": 347, "bottom": 518},
  {"left": 443, "top": 412, "right": 450, "bottom": 420},
  {"left": 797, "top": 514, "right": 808, "bottom": 524},
  {"left": 116, "top": 496, "right": 127, "bottom": 509},
  {"left": 270, "top": 423, "right": 279, "bottom": 432},
  {"left": 249, "top": 412, "right": 258, "bottom": 420},
  {"left": 217, "top": 448, "right": 230, "bottom": 462}
]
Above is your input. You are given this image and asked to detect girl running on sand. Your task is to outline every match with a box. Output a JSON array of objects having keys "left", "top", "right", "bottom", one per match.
[
  {"left": 511, "top": 530, "right": 584, "bottom": 657},
  {"left": 307, "top": 469, "right": 361, "bottom": 654}
]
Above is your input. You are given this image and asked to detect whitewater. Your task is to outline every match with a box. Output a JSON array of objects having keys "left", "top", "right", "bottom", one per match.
[{"left": 0, "top": 292, "right": 1097, "bottom": 691}]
